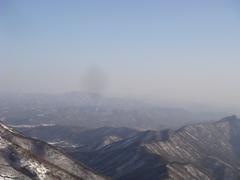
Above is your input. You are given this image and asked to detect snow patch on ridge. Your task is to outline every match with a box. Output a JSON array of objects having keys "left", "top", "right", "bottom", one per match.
[{"left": 0, "top": 123, "right": 14, "bottom": 133}]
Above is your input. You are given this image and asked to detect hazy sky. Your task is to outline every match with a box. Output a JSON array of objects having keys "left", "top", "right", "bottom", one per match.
[{"left": 0, "top": 0, "right": 240, "bottom": 107}]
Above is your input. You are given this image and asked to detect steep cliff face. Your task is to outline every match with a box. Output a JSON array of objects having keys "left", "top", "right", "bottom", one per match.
[
  {"left": 0, "top": 122, "right": 107, "bottom": 180},
  {"left": 73, "top": 116, "right": 240, "bottom": 180}
]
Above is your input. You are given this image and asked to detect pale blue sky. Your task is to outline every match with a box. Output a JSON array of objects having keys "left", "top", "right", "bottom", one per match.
[{"left": 0, "top": 0, "right": 240, "bottom": 107}]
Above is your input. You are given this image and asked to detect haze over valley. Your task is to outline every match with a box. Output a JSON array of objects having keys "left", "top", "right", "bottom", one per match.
[{"left": 1, "top": 0, "right": 240, "bottom": 179}]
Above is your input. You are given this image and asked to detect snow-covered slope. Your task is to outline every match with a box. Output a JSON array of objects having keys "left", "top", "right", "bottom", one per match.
[
  {"left": 0, "top": 122, "right": 108, "bottom": 180},
  {"left": 72, "top": 116, "right": 240, "bottom": 180}
]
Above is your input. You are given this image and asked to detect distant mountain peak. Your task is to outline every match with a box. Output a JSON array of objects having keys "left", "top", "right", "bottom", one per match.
[{"left": 220, "top": 115, "right": 238, "bottom": 122}]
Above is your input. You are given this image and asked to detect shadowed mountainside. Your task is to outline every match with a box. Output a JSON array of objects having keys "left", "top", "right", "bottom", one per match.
[{"left": 70, "top": 116, "right": 240, "bottom": 180}]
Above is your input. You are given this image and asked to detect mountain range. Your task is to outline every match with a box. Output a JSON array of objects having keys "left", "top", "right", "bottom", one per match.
[
  {"left": 0, "top": 93, "right": 225, "bottom": 130},
  {"left": 9, "top": 115, "right": 240, "bottom": 180}
]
